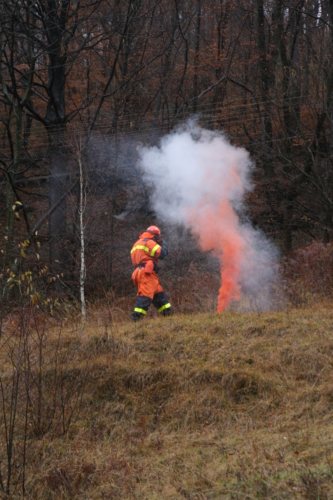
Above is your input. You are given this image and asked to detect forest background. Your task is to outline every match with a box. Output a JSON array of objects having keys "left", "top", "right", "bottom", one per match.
[{"left": 1, "top": 0, "right": 333, "bottom": 313}]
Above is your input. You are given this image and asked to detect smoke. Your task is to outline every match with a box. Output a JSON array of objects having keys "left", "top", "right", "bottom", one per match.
[{"left": 138, "top": 122, "right": 280, "bottom": 312}]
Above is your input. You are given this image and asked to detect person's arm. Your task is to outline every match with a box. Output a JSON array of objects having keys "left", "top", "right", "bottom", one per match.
[{"left": 158, "top": 240, "right": 168, "bottom": 260}]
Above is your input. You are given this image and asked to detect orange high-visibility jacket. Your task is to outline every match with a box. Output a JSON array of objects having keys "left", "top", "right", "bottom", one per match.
[{"left": 131, "top": 235, "right": 162, "bottom": 268}]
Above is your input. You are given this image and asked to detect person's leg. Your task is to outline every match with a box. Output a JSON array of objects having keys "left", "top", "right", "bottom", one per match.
[
  {"left": 131, "top": 295, "right": 152, "bottom": 321},
  {"left": 131, "top": 268, "right": 154, "bottom": 321},
  {"left": 152, "top": 290, "right": 173, "bottom": 316}
]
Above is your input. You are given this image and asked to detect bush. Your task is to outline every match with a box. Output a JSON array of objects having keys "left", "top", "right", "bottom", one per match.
[{"left": 283, "top": 242, "right": 333, "bottom": 304}]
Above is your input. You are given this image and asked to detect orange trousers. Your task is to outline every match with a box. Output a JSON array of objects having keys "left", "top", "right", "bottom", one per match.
[{"left": 132, "top": 267, "right": 163, "bottom": 299}]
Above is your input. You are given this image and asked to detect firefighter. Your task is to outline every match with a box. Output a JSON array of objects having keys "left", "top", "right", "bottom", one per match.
[{"left": 130, "top": 225, "right": 173, "bottom": 321}]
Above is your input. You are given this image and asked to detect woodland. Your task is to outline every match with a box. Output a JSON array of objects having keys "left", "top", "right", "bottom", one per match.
[
  {"left": 2, "top": 2, "right": 333, "bottom": 499},
  {"left": 1, "top": 0, "right": 333, "bottom": 305}
]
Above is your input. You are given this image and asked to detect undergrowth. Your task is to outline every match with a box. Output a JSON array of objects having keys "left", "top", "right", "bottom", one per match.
[
  {"left": 1, "top": 304, "right": 333, "bottom": 499},
  {"left": 283, "top": 241, "right": 333, "bottom": 305}
]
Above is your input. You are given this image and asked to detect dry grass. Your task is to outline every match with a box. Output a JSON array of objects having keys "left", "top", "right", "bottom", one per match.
[{"left": 2, "top": 303, "right": 333, "bottom": 499}]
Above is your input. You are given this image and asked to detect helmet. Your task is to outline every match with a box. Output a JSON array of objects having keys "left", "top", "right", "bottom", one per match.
[{"left": 146, "top": 225, "right": 161, "bottom": 237}]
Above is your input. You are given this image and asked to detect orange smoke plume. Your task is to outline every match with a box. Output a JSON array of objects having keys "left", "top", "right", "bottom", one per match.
[{"left": 188, "top": 199, "right": 243, "bottom": 312}]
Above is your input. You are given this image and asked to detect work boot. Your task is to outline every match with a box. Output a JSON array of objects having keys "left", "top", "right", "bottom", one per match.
[
  {"left": 161, "top": 307, "right": 174, "bottom": 317},
  {"left": 131, "top": 312, "right": 144, "bottom": 322}
]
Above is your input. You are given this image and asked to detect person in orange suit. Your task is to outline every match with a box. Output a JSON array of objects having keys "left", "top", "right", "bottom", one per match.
[{"left": 130, "top": 225, "right": 173, "bottom": 321}]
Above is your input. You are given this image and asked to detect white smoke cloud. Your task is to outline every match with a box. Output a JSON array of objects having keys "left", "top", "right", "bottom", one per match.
[
  {"left": 140, "top": 124, "right": 251, "bottom": 222},
  {"left": 138, "top": 121, "right": 281, "bottom": 312}
]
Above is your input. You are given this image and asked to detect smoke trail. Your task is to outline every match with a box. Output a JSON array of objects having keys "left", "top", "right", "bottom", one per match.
[{"left": 138, "top": 122, "right": 279, "bottom": 312}]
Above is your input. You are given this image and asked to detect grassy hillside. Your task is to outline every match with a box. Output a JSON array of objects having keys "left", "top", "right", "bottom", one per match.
[{"left": 2, "top": 305, "right": 333, "bottom": 499}]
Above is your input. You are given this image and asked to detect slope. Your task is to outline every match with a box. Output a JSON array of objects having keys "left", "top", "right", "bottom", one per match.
[{"left": 2, "top": 305, "right": 333, "bottom": 499}]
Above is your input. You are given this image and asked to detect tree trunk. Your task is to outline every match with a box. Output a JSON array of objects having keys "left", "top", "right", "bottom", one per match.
[
  {"left": 283, "top": 201, "right": 293, "bottom": 254},
  {"left": 44, "top": 0, "right": 69, "bottom": 283},
  {"left": 289, "top": 6, "right": 302, "bottom": 136},
  {"left": 48, "top": 127, "right": 67, "bottom": 287},
  {"left": 78, "top": 148, "right": 86, "bottom": 322},
  {"left": 109, "top": 135, "right": 119, "bottom": 289},
  {"left": 257, "top": 0, "right": 273, "bottom": 176},
  {"left": 4, "top": 101, "right": 26, "bottom": 270},
  {"left": 193, "top": 0, "right": 201, "bottom": 112}
]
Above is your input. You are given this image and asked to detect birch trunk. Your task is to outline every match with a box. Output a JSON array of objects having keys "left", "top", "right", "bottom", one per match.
[{"left": 78, "top": 149, "right": 86, "bottom": 323}]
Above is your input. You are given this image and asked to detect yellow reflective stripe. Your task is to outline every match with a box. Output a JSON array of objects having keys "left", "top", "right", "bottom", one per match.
[
  {"left": 158, "top": 303, "right": 171, "bottom": 313},
  {"left": 134, "top": 308, "right": 147, "bottom": 315},
  {"left": 131, "top": 245, "right": 149, "bottom": 254},
  {"left": 150, "top": 244, "right": 160, "bottom": 257}
]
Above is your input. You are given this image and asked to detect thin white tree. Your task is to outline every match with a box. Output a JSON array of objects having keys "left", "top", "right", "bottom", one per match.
[{"left": 77, "top": 140, "right": 87, "bottom": 323}]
